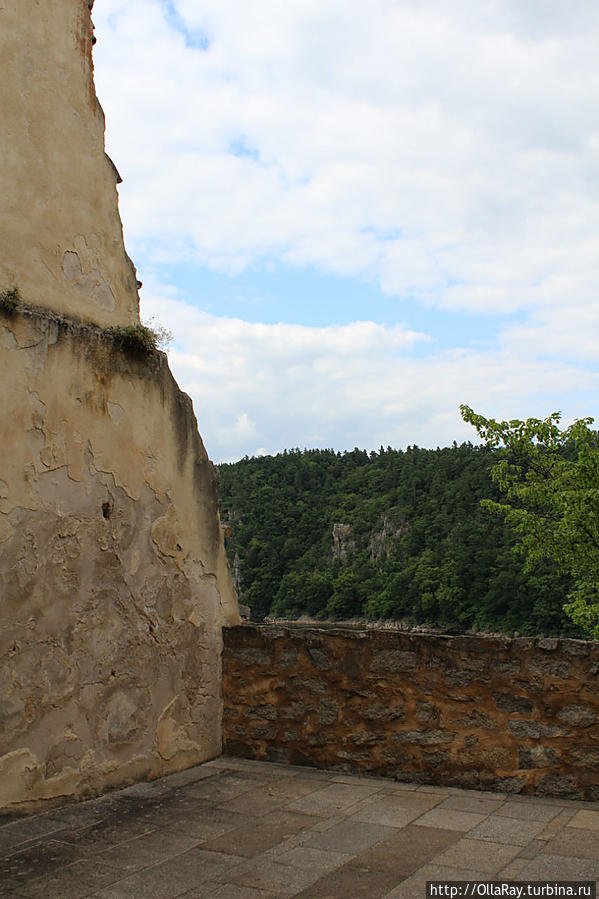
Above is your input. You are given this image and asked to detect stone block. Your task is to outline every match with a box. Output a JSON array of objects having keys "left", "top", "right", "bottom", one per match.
[
  {"left": 307, "top": 647, "right": 330, "bottom": 670},
  {"left": 537, "top": 638, "right": 559, "bottom": 651},
  {"left": 491, "top": 659, "right": 522, "bottom": 676},
  {"left": 422, "top": 750, "right": 451, "bottom": 766},
  {"left": 562, "top": 640, "right": 592, "bottom": 657},
  {"left": 302, "top": 678, "right": 327, "bottom": 694},
  {"left": 568, "top": 745, "right": 599, "bottom": 768},
  {"left": 556, "top": 704, "right": 599, "bottom": 727},
  {"left": 363, "top": 703, "right": 405, "bottom": 721},
  {"left": 228, "top": 648, "right": 272, "bottom": 667},
  {"left": 278, "top": 648, "right": 298, "bottom": 670},
  {"left": 335, "top": 749, "right": 372, "bottom": 762},
  {"left": 455, "top": 710, "right": 496, "bottom": 729},
  {"left": 317, "top": 700, "right": 339, "bottom": 726},
  {"left": 250, "top": 723, "right": 277, "bottom": 740},
  {"left": 528, "top": 657, "right": 570, "bottom": 678},
  {"left": 492, "top": 692, "right": 533, "bottom": 714},
  {"left": 416, "top": 702, "right": 439, "bottom": 723},
  {"left": 369, "top": 650, "right": 418, "bottom": 674},
  {"left": 392, "top": 730, "right": 455, "bottom": 745},
  {"left": 507, "top": 720, "right": 565, "bottom": 739},
  {"left": 518, "top": 745, "right": 560, "bottom": 769},
  {"left": 281, "top": 701, "right": 313, "bottom": 720},
  {"left": 461, "top": 747, "right": 514, "bottom": 770},
  {"left": 245, "top": 705, "right": 277, "bottom": 721},
  {"left": 339, "top": 652, "right": 362, "bottom": 679},
  {"left": 350, "top": 731, "right": 385, "bottom": 746},
  {"left": 444, "top": 670, "right": 474, "bottom": 687},
  {"left": 536, "top": 774, "right": 583, "bottom": 799}
]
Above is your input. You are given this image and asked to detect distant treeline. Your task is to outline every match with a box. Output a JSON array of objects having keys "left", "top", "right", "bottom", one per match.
[{"left": 217, "top": 444, "right": 583, "bottom": 637}]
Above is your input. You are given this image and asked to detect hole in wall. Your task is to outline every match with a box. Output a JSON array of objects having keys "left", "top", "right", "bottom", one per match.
[{"left": 101, "top": 501, "right": 111, "bottom": 520}]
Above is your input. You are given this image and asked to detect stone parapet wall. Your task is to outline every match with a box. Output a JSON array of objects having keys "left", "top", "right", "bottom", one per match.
[{"left": 223, "top": 624, "right": 599, "bottom": 800}]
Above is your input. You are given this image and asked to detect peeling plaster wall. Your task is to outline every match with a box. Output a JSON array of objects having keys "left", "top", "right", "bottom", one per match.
[
  {"left": 0, "top": 0, "right": 139, "bottom": 326},
  {"left": 0, "top": 0, "right": 240, "bottom": 810},
  {"left": 0, "top": 312, "right": 239, "bottom": 809}
]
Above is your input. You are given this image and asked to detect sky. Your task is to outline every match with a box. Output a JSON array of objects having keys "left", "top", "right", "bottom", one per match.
[{"left": 92, "top": 0, "right": 599, "bottom": 462}]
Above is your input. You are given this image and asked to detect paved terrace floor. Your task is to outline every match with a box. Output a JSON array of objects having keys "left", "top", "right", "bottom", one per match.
[{"left": 1, "top": 756, "right": 599, "bottom": 898}]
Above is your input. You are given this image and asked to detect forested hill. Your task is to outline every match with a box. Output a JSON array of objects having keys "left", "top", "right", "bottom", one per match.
[{"left": 217, "top": 444, "right": 582, "bottom": 637}]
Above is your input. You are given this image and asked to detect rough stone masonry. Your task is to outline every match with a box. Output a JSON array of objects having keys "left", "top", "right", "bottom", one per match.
[
  {"left": 0, "top": 0, "right": 239, "bottom": 810},
  {"left": 223, "top": 625, "right": 599, "bottom": 799}
]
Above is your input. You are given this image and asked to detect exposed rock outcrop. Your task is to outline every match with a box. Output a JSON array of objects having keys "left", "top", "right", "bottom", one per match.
[{"left": 331, "top": 523, "right": 355, "bottom": 561}]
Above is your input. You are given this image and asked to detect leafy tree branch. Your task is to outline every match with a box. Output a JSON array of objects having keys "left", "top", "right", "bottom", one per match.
[{"left": 460, "top": 405, "right": 599, "bottom": 638}]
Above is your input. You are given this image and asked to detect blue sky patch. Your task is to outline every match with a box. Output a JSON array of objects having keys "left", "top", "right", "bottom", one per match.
[
  {"left": 150, "top": 260, "right": 527, "bottom": 356},
  {"left": 159, "top": 1, "right": 209, "bottom": 50},
  {"left": 229, "top": 137, "right": 260, "bottom": 161}
]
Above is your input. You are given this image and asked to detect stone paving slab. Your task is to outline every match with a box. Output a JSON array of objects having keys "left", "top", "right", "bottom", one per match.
[
  {"left": 433, "top": 836, "right": 521, "bottom": 874},
  {"left": 492, "top": 800, "right": 563, "bottom": 822},
  {"left": 0, "top": 755, "right": 598, "bottom": 897}
]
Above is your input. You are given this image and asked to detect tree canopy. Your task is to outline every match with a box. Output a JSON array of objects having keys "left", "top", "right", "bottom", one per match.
[
  {"left": 460, "top": 405, "right": 599, "bottom": 638},
  {"left": 218, "top": 442, "right": 582, "bottom": 637}
]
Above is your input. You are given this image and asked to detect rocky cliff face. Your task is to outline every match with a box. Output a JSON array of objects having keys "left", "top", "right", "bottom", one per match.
[
  {"left": 331, "top": 523, "right": 355, "bottom": 562},
  {"left": 0, "top": 0, "right": 238, "bottom": 810}
]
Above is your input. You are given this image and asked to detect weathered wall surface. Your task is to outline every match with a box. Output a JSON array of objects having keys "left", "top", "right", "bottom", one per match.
[
  {"left": 223, "top": 625, "right": 599, "bottom": 800},
  {"left": 0, "top": 310, "right": 239, "bottom": 809},
  {"left": 0, "top": 0, "right": 240, "bottom": 810},
  {"left": 0, "top": 0, "right": 139, "bottom": 326}
]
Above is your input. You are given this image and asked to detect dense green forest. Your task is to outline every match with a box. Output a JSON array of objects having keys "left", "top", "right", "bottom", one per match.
[{"left": 217, "top": 444, "right": 583, "bottom": 637}]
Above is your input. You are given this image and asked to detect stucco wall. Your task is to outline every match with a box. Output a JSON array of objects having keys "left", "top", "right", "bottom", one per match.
[
  {"left": 223, "top": 625, "right": 599, "bottom": 800},
  {"left": 0, "top": 0, "right": 139, "bottom": 326},
  {"left": 0, "top": 309, "right": 239, "bottom": 809},
  {"left": 0, "top": 0, "right": 240, "bottom": 810}
]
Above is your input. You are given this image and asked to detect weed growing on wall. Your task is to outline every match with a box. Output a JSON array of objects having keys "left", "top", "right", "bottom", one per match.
[
  {"left": 0, "top": 286, "right": 21, "bottom": 315},
  {"left": 0, "top": 284, "right": 172, "bottom": 362},
  {"left": 106, "top": 319, "right": 173, "bottom": 358},
  {"left": 143, "top": 316, "right": 173, "bottom": 351},
  {"left": 106, "top": 323, "right": 158, "bottom": 357}
]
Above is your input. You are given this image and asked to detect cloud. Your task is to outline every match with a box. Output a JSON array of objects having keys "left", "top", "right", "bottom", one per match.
[
  {"left": 142, "top": 286, "right": 595, "bottom": 462},
  {"left": 502, "top": 302, "right": 599, "bottom": 363},
  {"left": 93, "top": 0, "right": 599, "bottom": 317},
  {"left": 91, "top": 2, "right": 599, "bottom": 458}
]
